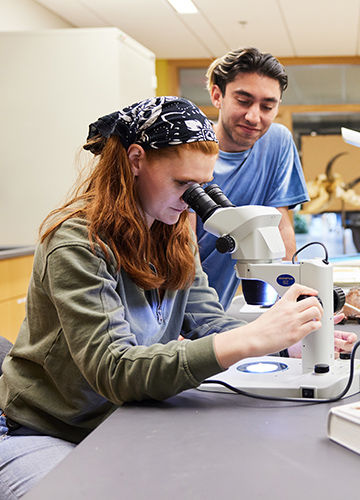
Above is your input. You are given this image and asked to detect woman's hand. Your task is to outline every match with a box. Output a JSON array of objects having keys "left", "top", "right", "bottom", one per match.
[
  {"left": 332, "top": 313, "right": 357, "bottom": 356},
  {"left": 287, "top": 312, "right": 358, "bottom": 358},
  {"left": 214, "top": 284, "right": 323, "bottom": 369},
  {"left": 334, "top": 330, "right": 358, "bottom": 358}
]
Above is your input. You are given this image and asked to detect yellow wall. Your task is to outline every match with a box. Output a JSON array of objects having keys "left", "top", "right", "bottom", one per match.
[{"left": 155, "top": 60, "right": 173, "bottom": 96}]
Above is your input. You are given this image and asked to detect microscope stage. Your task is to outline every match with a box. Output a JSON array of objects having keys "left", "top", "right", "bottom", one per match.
[{"left": 198, "top": 356, "right": 360, "bottom": 399}]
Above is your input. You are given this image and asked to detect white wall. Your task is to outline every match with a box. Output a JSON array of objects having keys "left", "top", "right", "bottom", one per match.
[
  {"left": 0, "top": 2, "right": 155, "bottom": 247},
  {"left": 0, "top": 0, "right": 72, "bottom": 30},
  {"left": 0, "top": 0, "right": 71, "bottom": 247},
  {"left": 0, "top": 26, "right": 156, "bottom": 246}
]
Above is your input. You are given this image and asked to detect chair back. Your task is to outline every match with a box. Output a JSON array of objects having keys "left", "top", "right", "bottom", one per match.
[{"left": 0, "top": 336, "right": 13, "bottom": 375}]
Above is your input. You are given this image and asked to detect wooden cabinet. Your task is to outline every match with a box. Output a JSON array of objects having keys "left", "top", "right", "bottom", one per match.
[{"left": 0, "top": 254, "right": 34, "bottom": 343}]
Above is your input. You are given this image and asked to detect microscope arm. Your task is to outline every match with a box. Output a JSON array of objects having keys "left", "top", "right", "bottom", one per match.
[
  {"left": 237, "top": 260, "right": 334, "bottom": 373},
  {"left": 203, "top": 205, "right": 335, "bottom": 374}
]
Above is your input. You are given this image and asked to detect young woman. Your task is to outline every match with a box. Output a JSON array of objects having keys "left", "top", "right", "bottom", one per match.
[{"left": 0, "top": 96, "right": 354, "bottom": 498}]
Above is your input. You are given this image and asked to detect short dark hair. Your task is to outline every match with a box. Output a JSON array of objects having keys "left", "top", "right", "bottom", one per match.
[{"left": 206, "top": 47, "right": 288, "bottom": 96}]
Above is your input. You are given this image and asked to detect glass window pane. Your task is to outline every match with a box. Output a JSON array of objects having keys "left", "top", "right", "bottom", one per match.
[
  {"left": 179, "top": 68, "right": 212, "bottom": 106},
  {"left": 178, "top": 64, "right": 360, "bottom": 107},
  {"left": 283, "top": 65, "right": 360, "bottom": 105},
  {"left": 345, "top": 65, "right": 360, "bottom": 103}
]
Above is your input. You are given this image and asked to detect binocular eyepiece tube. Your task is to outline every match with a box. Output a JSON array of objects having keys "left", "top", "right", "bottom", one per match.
[{"left": 182, "top": 183, "right": 234, "bottom": 223}]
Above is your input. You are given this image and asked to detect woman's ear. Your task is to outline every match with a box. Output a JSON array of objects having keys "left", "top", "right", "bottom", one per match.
[{"left": 127, "top": 144, "right": 146, "bottom": 176}]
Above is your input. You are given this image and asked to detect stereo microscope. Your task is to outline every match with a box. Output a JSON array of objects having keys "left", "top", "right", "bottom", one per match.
[{"left": 183, "top": 183, "right": 360, "bottom": 399}]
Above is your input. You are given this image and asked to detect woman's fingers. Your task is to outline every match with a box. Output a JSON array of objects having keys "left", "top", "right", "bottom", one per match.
[
  {"left": 334, "top": 313, "right": 345, "bottom": 325},
  {"left": 334, "top": 330, "right": 357, "bottom": 342},
  {"left": 334, "top": 330, "right": 357, "bottom": 352},
  {"left": 298, "top": 304, "right": 323, "bottom": 323},
  {"left": 282, "top": 283, "right": 319, "bottom": 302},
  {"left": 296, "top": 298, "right": 323, "bottom": 317},
  {"left": 301, "top": 319, "right": 322, "bottom": 336},
  {"left": 281, "top": 284, "right": 323, "bottom": 320}
]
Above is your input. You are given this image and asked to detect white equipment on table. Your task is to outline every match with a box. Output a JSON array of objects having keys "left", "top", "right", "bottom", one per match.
[{"left": 183, "top": 184, "right": 360, "bottom": 399}]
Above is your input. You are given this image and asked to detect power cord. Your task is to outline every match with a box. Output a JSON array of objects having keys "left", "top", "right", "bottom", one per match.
[
  {"left": 291, "top": 241, "right": 329, "bottom": 264},
  {"left": 200, "top": 340, "right": 360, "bottom": 404}
]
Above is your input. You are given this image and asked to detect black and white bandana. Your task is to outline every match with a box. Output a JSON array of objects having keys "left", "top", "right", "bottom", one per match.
[{"left": 86, "top": 96, "right": 217, "bottom": 152}]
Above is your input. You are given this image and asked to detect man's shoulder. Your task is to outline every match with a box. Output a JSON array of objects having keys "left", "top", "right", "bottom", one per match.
[
  {"left": 254, "top": 123, "right": 294, "bottom": 153},
  {"left": 262, "top": 122, "right": 292, "bottom": 140}
]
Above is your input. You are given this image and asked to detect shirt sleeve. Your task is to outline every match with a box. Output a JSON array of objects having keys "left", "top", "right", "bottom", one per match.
[
  {"left": 265, "top": 127, "right": 309, "bottom": 209},
  {"left": 42, "top": 244, "right": 225, "bottom": 404}
]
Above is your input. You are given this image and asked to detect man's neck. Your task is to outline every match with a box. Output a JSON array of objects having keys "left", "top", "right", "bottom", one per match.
[{"left": 213, "top": 122, "right": 251, "bottom": 153}]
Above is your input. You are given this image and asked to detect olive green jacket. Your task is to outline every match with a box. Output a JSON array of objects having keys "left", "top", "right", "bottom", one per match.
[{"left": 0, "top": 218, "right": 245, "bottom": 443}]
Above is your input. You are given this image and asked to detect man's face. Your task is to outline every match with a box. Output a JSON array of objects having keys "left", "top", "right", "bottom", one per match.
[
  {"left": 130, "top": 146, "right": 216, "bottom": 228},
  {"left": 211, "top": 72, "right": 281, "bottom": 152}
]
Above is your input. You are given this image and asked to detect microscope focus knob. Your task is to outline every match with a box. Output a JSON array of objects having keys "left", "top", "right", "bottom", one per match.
[
  {"left": 216, "top": 235, "right": 236, "bottom": 254},
  {"left": 314, "top": 363, "right": 330, "bottom": 374},
  {"left": 297, "top": 294, "right": 323, "bottom": 307},
  {"left": 333, "top": 286, "right": 346, "bottom": 313}
]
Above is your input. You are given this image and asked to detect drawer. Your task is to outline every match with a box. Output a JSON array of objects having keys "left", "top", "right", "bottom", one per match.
[
  {"left": 0, "top": 255, "right": 34, "bottom": 302},
  {"left": 0, "top": 295, "right": 27, "bottom": 343}
]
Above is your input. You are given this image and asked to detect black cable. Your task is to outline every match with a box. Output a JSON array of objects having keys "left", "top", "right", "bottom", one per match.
[
  {"left": 200, "top": 340, "right": 360, "bottom": 404},
  {"left": 291, "top": 241, "right": 329, "bottom": 264}
]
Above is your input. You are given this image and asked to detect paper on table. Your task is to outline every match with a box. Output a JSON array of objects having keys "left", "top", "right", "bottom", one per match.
[
  {"left": 341, "top": 127, "right": 360, "bottom": 148},
  {"left": 333, "top": 266, "right": 360, "bottom": 286}
]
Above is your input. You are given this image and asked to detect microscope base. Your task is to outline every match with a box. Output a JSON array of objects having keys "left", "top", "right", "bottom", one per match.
[{"left": 198, "top": 356, "right": 360, "bottom": 399}]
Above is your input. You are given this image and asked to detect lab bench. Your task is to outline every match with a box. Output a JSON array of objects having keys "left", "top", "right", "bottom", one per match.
[{"left": 24, "top": 323, "right": 360, "bottom": 500}]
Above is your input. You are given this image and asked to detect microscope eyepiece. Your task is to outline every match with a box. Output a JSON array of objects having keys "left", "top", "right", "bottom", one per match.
[
  {"left": 204, "top": 184, "right": 235, "bottom": 208},
  {"left": 182, "top": 183, "right": 220, "bottom": 223},
  {"left": 182, "top": 183, "right": 235, "bottom": 223}
]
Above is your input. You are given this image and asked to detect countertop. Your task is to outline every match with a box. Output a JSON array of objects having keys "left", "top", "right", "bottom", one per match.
[{"left": 0, "top": 246, "right": 35, "bottom": 261}]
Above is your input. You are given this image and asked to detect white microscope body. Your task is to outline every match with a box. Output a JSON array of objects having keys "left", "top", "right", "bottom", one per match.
[
  {"left": 183, "top": 183, "right": 360, "bottom": 399},
  {"left": 204, "top": 204, "right": 334, "bottom": 374}
]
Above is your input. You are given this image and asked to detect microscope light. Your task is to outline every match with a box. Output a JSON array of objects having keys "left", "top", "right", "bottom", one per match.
[{"left": 237, "top": 361, "right": 288, "bottom": 374}]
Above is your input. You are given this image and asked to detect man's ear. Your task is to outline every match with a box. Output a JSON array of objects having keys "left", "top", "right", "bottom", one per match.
[
  {"left": 210, "top": 84, "right": 223, "bottom": 109},
  {"left": 127, "top": 144, "right": 146, "bottom": 176}
]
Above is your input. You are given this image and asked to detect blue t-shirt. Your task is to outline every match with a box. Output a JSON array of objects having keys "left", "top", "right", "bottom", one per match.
[{"left": 196, "top": 123, "right": 309, "bottom": 310}]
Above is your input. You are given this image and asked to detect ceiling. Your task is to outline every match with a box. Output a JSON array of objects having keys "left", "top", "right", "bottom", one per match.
[{"left": 35, "top": 0, "right": 360, "bottom": 59}]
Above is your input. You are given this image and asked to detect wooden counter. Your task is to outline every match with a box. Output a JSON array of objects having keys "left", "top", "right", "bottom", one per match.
[{"left": 0, "top": 247, "right": 34, "bottom": 343}]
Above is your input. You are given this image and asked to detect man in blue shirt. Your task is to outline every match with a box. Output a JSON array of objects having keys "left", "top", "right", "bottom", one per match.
[{"left": 193, "top": 48, "right": 309, "bottom": 310}]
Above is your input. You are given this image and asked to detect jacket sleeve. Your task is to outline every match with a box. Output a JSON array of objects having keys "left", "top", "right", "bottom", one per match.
[
  {"left": 42, "top": 244, "right": 224, "bottom": 403},
  {"left": 181, "top": 250, "right": 247, "bottom": 339}
]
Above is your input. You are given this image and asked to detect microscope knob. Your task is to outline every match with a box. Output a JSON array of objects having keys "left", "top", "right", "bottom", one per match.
[
  {"left": 297, "top": 294, "right": 323, "bottom": 307},
  {"left": 340, "top": 352, "right": 351, "bottom": 360},
  {"left": 333, "top": 286, "right": 346, "bottom": 313},
  {"left": 314, "top": 363, "right": 330, "bottom": 374},
  {"left": 215, "top": 235, "right": 236, "bottom": 254}
]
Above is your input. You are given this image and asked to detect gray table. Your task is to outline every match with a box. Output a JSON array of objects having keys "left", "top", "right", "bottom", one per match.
[{"left": 24, "top": 323, "right": 360, "bottom": 500}]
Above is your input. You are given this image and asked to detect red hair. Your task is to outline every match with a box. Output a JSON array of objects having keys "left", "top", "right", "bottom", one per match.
[{"left": 40, "top": 137, "right": 218, "bottom": 290}]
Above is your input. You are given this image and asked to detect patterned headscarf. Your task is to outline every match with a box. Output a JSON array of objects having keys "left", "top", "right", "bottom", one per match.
[{"left": 86, "top": 96, "right": 217, "bottom": 153}]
